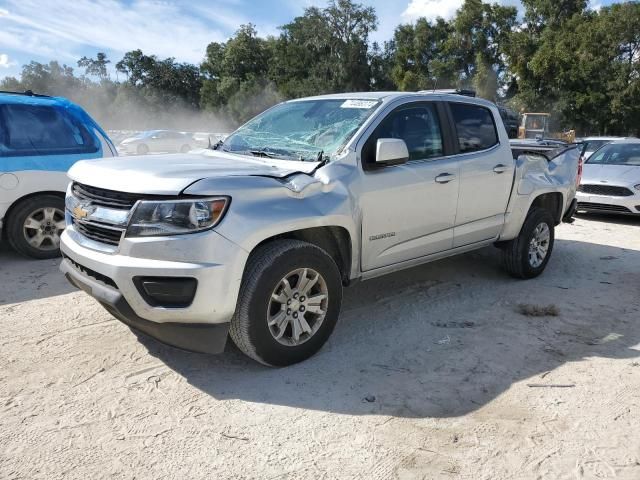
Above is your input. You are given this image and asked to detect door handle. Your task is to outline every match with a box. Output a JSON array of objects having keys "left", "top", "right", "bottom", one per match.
[
  {"left": 493, "top": 164, "right": 509, "bottom": 174},
  {"left": 435, "top": 173, "right": 456, "bottom": 184}
]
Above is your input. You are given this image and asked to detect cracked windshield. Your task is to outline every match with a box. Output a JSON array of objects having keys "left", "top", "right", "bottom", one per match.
[{"left": 221, "top": 99, "right": 380, "bottom": 161}]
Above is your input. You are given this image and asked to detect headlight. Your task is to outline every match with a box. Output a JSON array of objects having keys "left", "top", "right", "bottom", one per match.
[{"left": 126, "top": 198, "right": 229, "bottom": 237}]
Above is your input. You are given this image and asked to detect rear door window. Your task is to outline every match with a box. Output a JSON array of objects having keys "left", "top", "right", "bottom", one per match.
[
  {"left": 450, "top": 103, "right": 499, "bottom": 154},
  {"left": 0, "top": 104, "right": 99, "bottom": 157}
]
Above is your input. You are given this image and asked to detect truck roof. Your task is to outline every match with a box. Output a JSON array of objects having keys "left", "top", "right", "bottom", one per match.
[{"left": 288, "top": 91, "right": 498, "bottom": 109}]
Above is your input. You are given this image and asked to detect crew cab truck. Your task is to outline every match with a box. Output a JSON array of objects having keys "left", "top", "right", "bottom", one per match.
[
  {"left": 0, "top": 91, "right": 116, "bottom": 258},
  {"left": 60, "top": 92, "right": 580, "bottom": 366}
]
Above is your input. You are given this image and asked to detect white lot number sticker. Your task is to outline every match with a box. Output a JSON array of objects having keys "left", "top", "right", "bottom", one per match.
[{"left": 340, "top": 99, "right": 378, "bottom": 109}]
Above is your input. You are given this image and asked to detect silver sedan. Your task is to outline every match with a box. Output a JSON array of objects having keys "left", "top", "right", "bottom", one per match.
[
  {"left": 577, "top": 140, "right": 640, "bottom": 215},
  {"left": 118, "top": 130, "right": 194, "bottom": 155}
]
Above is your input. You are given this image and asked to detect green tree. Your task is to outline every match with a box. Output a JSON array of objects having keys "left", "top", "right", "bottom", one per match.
[
  {"left": 506, "top": 0, "right": 640, "bottom": 135},
  {"left": 77, "top": 52, "right": 111, "bottom": 80},
  {"left": 368, "top": 41, "right": 395, "bottom": 91},
  {"left": 447, "top": 0, "right": 517, "bottom": 99},
  {"left": 270, "top": 0, "right": 377, "bottom": 97},
  {"left": 200, "top": 23, "right": 272, "bottom": 119},
  {"left": 389, "top": 18, "right": 454, "bottom": 91},
  {"left": 521, "top": 0, "right": 588, "bottom": 31}
]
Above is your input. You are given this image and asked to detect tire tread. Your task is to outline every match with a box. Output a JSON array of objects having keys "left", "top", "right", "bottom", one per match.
[
  {"left": 501, "top": 207, "right": 555, "bottom": 279},
  {"left": 6, "top": 194, "right": 64, "bottom": 259},
  {"left": 229, "top": 239, "right": 340, "bottom": 366}
]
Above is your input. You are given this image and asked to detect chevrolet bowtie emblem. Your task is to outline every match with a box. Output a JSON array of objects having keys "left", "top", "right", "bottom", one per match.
[{"left": 73, "top": 204, "right": 92, "bottom": 219}]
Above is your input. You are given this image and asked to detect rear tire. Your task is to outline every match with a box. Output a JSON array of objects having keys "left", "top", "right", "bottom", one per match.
[
  {"left": 6, "top": 195, "right": 65, "bottom": 259},
  {"left": 230, "top": 240, "right": 343, "bottom": 367},
  {"left": 501, "top": 207, "right": 555, "bottom": 279},
  {"left": 180, "top": 144, "right": 191, "bottom": 153}
]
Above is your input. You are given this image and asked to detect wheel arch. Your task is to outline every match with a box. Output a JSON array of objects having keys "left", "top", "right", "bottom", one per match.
[
  {"left": 499, "top": 190, "right": 566, "bottom": 242},
  {"left": 2, "top": 190, "right": 65, "bottom": 240},
  {"left": 248, "top": 226, "right": 353, "bottom": 286},
  {"left": 530, "top": 192, "right": 564, "bottom": 225}
]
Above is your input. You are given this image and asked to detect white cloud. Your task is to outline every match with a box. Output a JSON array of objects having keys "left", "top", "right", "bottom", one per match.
[
  {"left": 0, "top": 53, "right": 16, "bottom": 68},
  {"left": 401, "top": 0, "right": 523, "bottom": 22},
  {"left": 0, "top": 0, "right": 245, "bottom": 65},
  {"left": 402, "top": 0, "right": 464, "bottom": 21}
]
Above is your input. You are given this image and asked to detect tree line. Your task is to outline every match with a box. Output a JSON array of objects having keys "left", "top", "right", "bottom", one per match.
[{"left": 2, "top": 0, "right": 639, "bottom": 135}]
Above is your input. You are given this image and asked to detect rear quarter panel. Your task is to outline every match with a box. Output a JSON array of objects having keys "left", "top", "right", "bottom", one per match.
[{"left": 500, "top": 148, "right": 580, "bottom": 240}]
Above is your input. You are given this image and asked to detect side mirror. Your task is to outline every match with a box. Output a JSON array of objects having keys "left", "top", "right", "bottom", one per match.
[{"left": 375, "top": 138, "right": 409, "bottom": 166}]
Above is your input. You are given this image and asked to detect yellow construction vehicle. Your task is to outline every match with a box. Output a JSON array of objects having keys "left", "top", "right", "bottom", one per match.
[{"left": 518, "top": 112, "right": 575, "bottom": 143}]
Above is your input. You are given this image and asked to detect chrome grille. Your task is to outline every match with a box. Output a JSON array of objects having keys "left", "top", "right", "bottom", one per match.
[
  {"left": 73, "top": 220, "right": 124, "bottom": 246},
  {"left": 69, "top": 183, "right": 180, "bottom": 248},
  {"left": 577, "top": 202, "right": 632, "bottom": 213},
  {"left": 72, "top": 182, "right": 143, "bottom": 210},
  {"left": 578, "top": 184, "right": 634, "bottom": 197},
  {"left": 69, "top": 182, "right": 143, "bottom": 247}
]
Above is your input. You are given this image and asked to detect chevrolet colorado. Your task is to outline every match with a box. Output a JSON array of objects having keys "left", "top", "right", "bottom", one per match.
[{"left": 60, "top": 92, "right": 580, "bottom": 366}]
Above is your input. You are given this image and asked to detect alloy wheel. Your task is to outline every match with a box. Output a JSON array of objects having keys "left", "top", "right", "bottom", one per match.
[
  {"left": 23, "top": 207, "right": 65, "bottom": 251},
  {"left": 267, "top": 268, "right": 329, "bottom": 346},
  {"left": 528, "top": 222, "right": 550, "bottom": 268}
]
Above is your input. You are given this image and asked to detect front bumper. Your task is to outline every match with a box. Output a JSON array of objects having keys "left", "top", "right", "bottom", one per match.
[
  {"left": 60, "top": 226, "right": 249, "bottom": 352},
  {"left": 576, "top": 191, "right": 640, "bottom": 215},
  {"left": 61, "top": 259, "right": 230, "bottom": 354}
]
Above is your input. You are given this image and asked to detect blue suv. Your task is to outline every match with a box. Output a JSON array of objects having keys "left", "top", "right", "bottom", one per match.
[{"left": 0, "top": 91, "right": 116, "bottom": 258}]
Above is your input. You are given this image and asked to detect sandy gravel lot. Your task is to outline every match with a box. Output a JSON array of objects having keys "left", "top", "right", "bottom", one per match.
[{"left": 1, "top": 214, "right": 639, "bottom": 479}]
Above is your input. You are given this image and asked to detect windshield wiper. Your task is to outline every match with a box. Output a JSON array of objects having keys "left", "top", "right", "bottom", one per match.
[{"left": 249, "top": 149, "right": 280, "bottom": 159}]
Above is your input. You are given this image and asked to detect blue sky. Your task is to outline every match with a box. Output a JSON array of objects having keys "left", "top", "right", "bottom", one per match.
[{"left": 0, "top": 0, "right": 619, "bottom": 80}]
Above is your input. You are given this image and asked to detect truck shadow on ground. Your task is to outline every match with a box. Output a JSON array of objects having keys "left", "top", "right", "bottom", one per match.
[
  {"left": 0, "top": 245, "right": 72, "bottom": 305},
  {"left": 134, "top": 236, "right": 640, "bottom": 418}
]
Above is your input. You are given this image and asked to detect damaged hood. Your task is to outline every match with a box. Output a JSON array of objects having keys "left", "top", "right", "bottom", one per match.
[{"left": 68, "top": 149, "right": 320, "bottom": 195}]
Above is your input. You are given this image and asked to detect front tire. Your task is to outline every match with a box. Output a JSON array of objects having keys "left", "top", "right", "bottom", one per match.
[
  {"left": 230, "top": 240, "right": 343, "bottom": 367},
  {"left": 501, "top": 207, "right": 555, "bottom": 279},
  {"left": 180, "top": 144, "right": 191, "bottom": 153},
  {"left": 6, "top": 195, "right": 65, "bottom": 259}
]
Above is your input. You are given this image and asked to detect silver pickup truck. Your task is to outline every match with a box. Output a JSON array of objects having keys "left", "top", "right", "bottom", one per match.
[{"left": 60, "top": 92, "right": 580, "bottom": 366}]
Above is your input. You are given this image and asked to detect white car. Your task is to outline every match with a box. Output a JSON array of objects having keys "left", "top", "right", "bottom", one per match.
[
  {"left": 0, "top": 91, "right": 116, "bottom": 258},
  {"left": 118, "top": 130, "right": 194, "bottom": 155},
  {"left": 580, "top": 136, "right": 629, "bottom": 159},
  {"left": 577, "top": 139, "right": 640, "bottom": 215}
]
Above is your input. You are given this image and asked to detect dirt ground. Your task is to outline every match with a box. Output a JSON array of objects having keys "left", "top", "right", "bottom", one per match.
[{"left": 1, "top": 214, "right": 639, "bottom": 480}]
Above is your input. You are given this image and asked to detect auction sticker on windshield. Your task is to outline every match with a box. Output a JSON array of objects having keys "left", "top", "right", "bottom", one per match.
[{"left": 340, "top": 100, "right": 378, "bottom": 109}]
